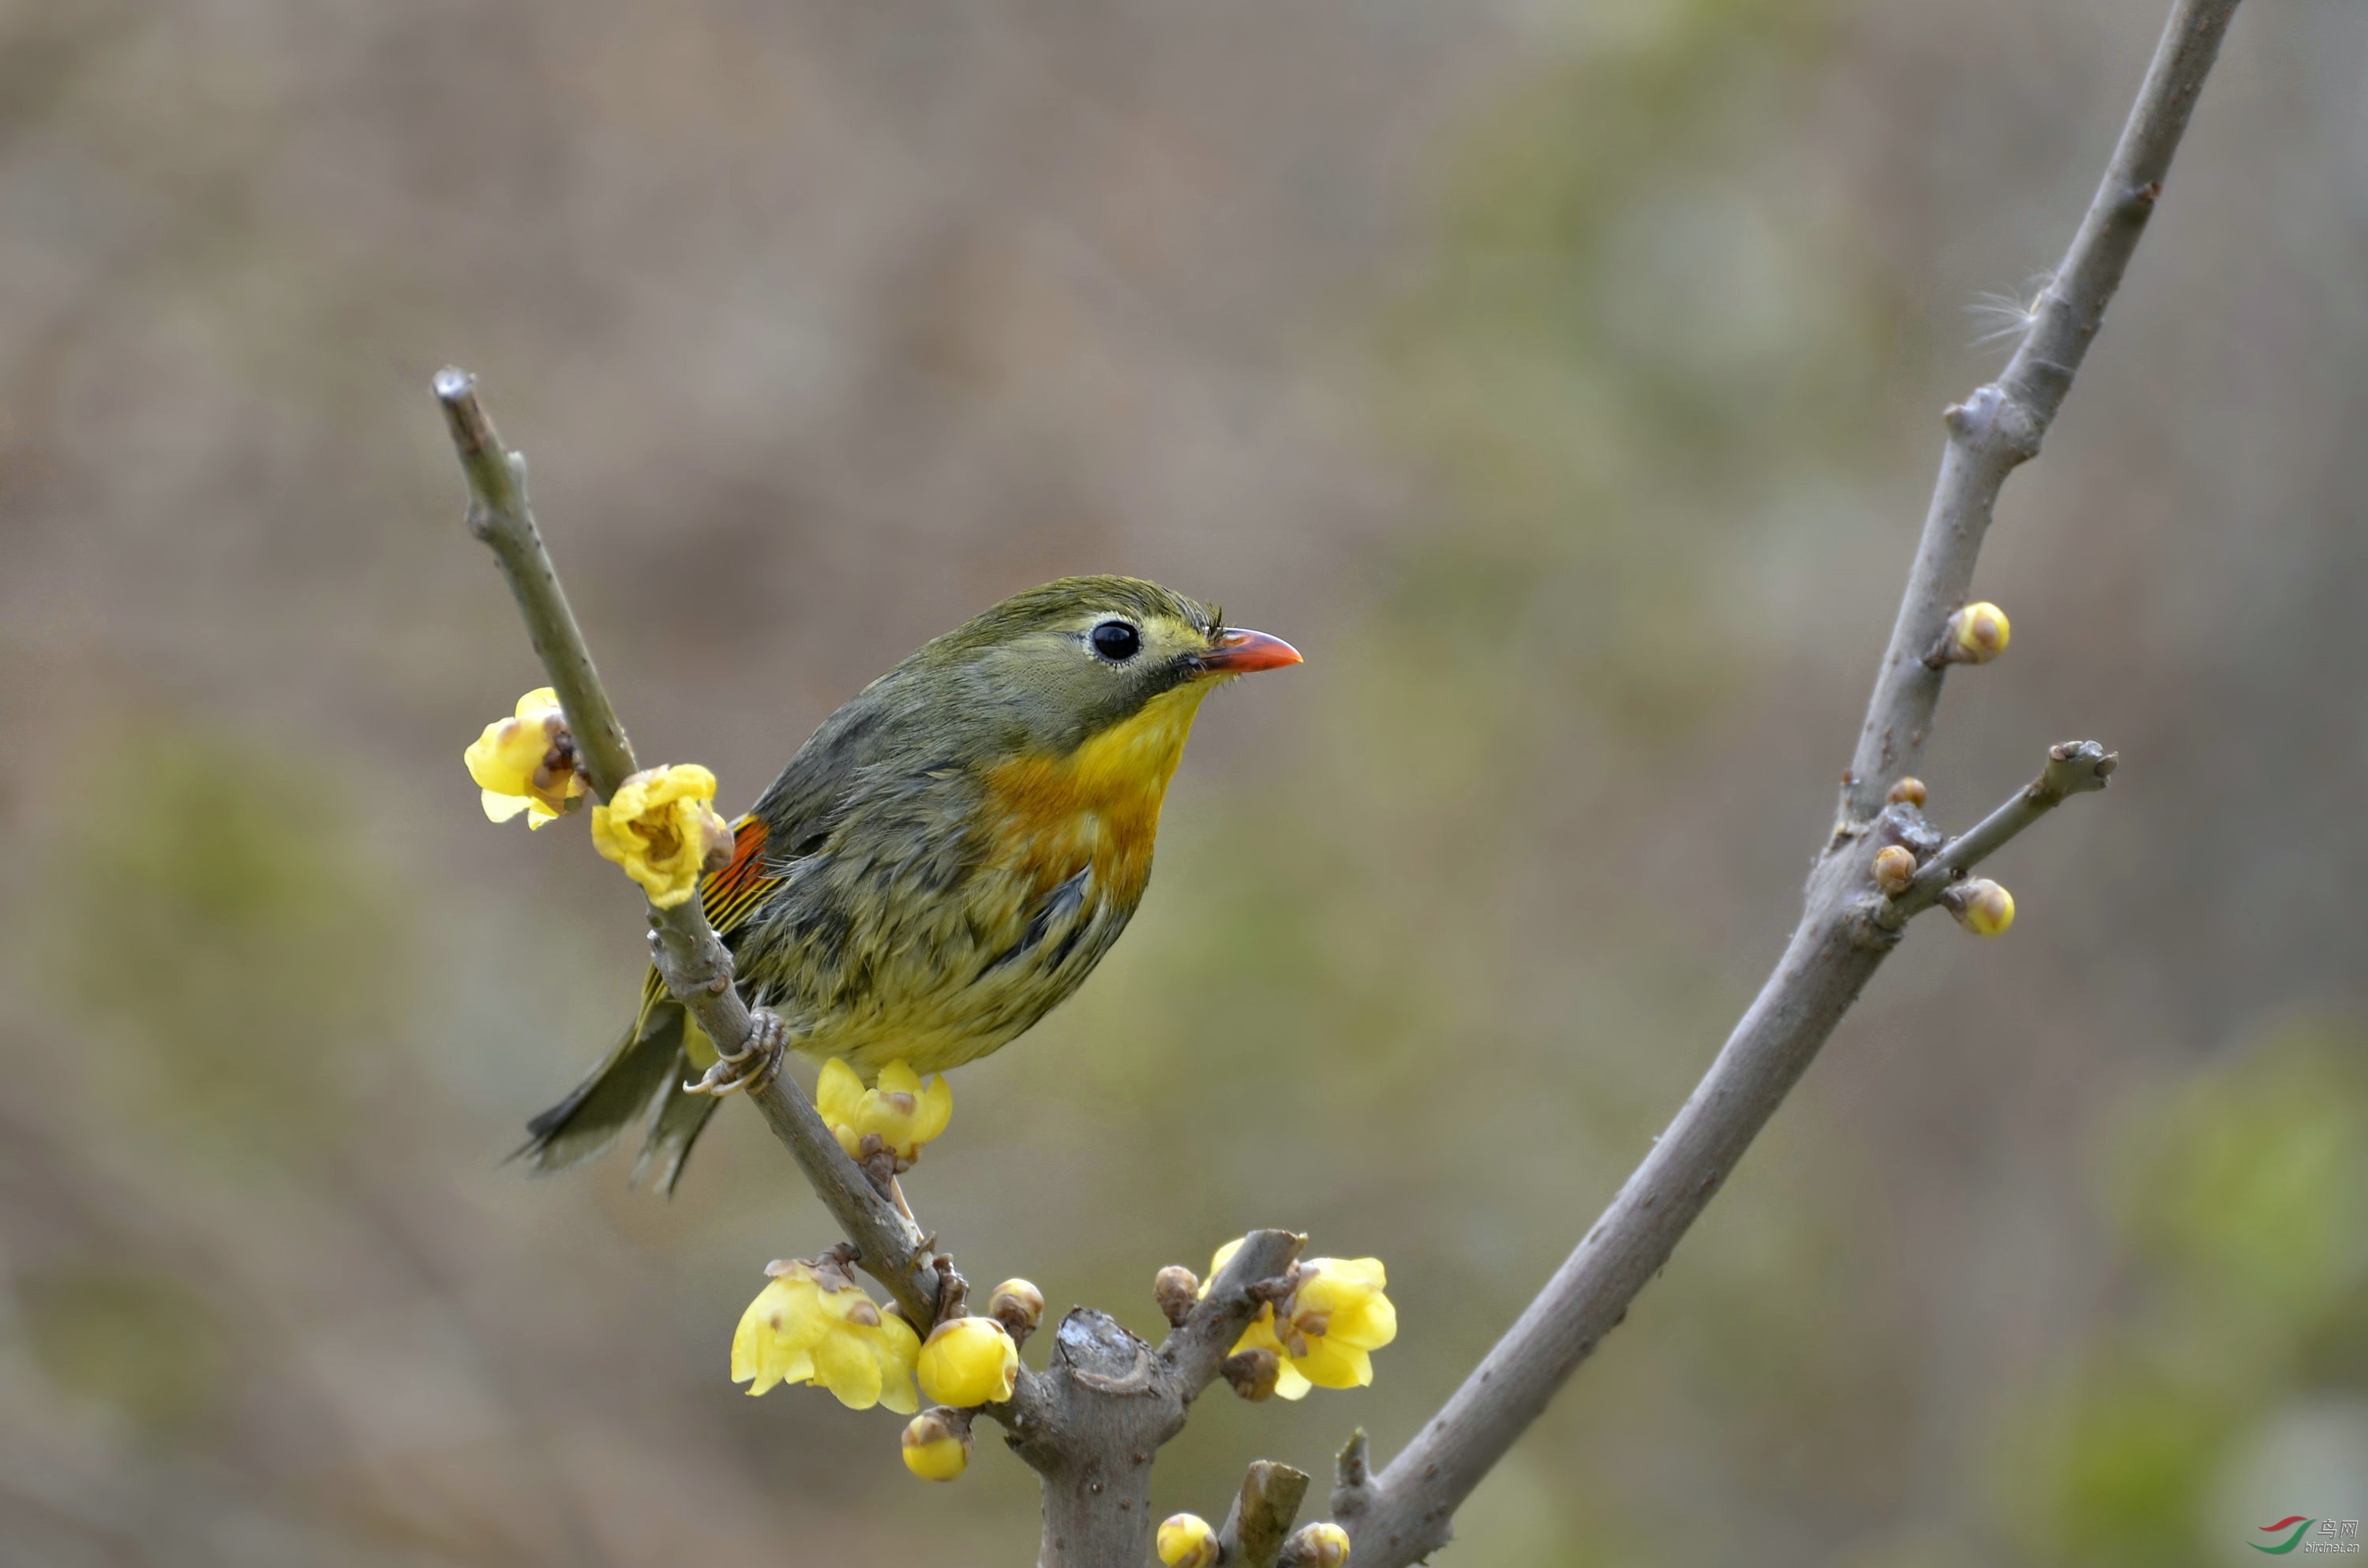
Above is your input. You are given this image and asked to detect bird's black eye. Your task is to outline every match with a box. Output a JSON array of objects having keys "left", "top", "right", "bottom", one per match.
[{"left": 1090, "top": 620, "right": 1141, "bottom": 661}]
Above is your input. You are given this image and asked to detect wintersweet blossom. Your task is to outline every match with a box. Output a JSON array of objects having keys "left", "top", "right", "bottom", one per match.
[
  {"left": 730, "top": 1257, "right": 920, "bottom": 1413},
  {"left": 1209, "top": 1238, "right": 1397, "bottom": 1401},
  {"left": 463, "top": 687, "right": 584, "bottom": 828},
  {"left": 915, "top": 1315, "right": 1019, "bottom": 1408},
  {"left": 817, "top": 1058, "right": 954, "bottom": 1163},
  {"left": 590, "top": 763, "right": 733, "bottom": 908}
]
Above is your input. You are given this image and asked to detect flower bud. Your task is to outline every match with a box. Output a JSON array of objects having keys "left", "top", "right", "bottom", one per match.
[
  {"left": 1946, "top": 601, "right": 2010, "bottom": 664},
  {"left": 916, "top": 1316, "right": 1019, "bottom": 1408},
  {"left": 1222, "top": 1345, "right": 1280, "bottom": 1401},
  {"left": 988, "top": 1278, "right": 1044, "bottom": 1342},
  {"left": 1871, "top": 844, "right": 1917, "bottom": 896},
  {"left": 1886, "top": 777, "right": 1927, "bottom": 807},
  {"left": 901, "top": 1409, "right": 972, "bottom": 1481},
  {"left": 1943, "top": 878, "right": 2014, "bottom": 937},
  {"left": 1155, "top": 1265, "right": 1200, "bottom": 1327},
  {"left": 1281, "top": 1521, "right": 1352, "bottom": 1567},
  {"left": 1157, "top": 1513, "right": 1220, "bottom": 1568}
]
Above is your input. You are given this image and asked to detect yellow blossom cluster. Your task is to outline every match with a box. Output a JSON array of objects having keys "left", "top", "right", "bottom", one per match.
[
  {"left": 1210, "top": 1238, "right": 1396, "bottom": 1401},
  {"left": 590, "top": 763, "right": 734, "bottom": 908},
  {"left": 463, "top": 687, "right": 584, "bottom": 828},
  {"left": 817, "top": 1059, "right": 954, "bottom": 1163},
  {"left": 731, "top": 1257, "right": 919, "bottom": 1413}
]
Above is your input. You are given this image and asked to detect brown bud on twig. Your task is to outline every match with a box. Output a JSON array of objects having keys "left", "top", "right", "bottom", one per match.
[
  {"left": 1155, "top": 1265, "right": 1200, "bottom": 1328},
  {"left": 987, "top": 1278, "right": 1044, "bottom": 1346},
  {"left": 1886, "top": 777, "right": 1927, "bottom": 807},
  {"left": 1223, "top": 1346, "right": 1281, "bottom": 1402},
  {"left": 1871, "top": 844, "right": 1917, "bottom": 896}
]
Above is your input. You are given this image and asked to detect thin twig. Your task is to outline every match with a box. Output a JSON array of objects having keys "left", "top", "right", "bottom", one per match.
[
  {"left": 1339, "top": 4, "right": 2236, "bottom": 1562},
  {"left": 434, "top": 368, "right": 946, "bottom": 1327},
  {"left": 1886, "top": 740, "right": 2119, "bottom": 922}
]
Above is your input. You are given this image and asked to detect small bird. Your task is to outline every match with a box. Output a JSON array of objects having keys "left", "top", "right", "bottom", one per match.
[{"left": 520, "top": 575, "right": 1302, "bottom": 1190}]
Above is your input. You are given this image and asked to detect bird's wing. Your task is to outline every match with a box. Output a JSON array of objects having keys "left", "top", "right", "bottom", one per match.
[{"left": 702, "top": 813, "right": 781, "bottom": 936}]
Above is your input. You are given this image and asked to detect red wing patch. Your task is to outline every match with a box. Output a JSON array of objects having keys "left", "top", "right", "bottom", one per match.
[{"left": 701, "top": 815, "right": 781, "bottom": 936}]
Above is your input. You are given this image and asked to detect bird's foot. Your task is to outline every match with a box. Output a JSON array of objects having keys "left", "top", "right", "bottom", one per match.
[{"left": 684, "top": 1008, "right": 789, "bottom": 1098}]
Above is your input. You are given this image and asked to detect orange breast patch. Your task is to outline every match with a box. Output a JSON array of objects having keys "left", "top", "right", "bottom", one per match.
[{"left": 980, "top": 682, "right": 1212, "bottom": 907}]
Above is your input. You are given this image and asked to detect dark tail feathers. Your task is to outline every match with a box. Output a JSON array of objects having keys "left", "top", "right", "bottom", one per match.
[{"left": 514, "top": 994, "right": 720, "bottom": 1195}]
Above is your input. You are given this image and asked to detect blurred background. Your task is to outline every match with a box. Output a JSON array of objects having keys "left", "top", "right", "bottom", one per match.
[{"left": 2, "top": 0, "right": 2364, "bottom": 1563}]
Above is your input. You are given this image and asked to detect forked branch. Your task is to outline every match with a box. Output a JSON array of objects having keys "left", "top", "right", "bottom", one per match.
[{"left": 1339, "top": 3, "right": 2237, "bottom": 1562}]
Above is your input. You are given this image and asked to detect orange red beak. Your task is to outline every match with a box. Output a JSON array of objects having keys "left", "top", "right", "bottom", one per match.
[{"left": 1198, "top": 627, "right": 1303, "bottom": 675}]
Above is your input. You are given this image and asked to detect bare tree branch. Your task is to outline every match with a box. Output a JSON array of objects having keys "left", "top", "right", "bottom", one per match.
[
  {"left": 434, "top": 368, "right": 946, "bottom": 1328},
  {"left": 987, "top": 1229, "right": 1305, "bottom": 1568},
  {"left": 1838, "top": 0, "right": 2235, "bottom": 829},
  {"left": 1339, "top": 4, "right": 2238, "bottom": 1562}
]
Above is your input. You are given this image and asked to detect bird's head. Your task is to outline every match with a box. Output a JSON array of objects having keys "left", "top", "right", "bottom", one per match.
[{"left": 910, "top": 575, "right": 1301, "bottom": 762}]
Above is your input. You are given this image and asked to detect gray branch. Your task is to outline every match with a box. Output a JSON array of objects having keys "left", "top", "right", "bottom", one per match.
[
  {"left": 1883, "top": 740, "right": 2119, "bottom": 924},
  {"left": 435, "top": 369, "right": 946, "bottom": 1330},
  {"left": 1838, "top": 0, "right": 2233, "bottom": 829},
  {"left": 1339, "top": 4, "right": 2237, "bottom": 1563},
  {"left": 985, "top": 1229, "right": 1305, "bottom": 1567}
]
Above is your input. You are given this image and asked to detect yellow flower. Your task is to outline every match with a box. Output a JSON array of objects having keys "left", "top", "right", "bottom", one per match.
[
  {"left": 915, "top": 1315, "right": 1019, "bottom": 1408},
  {"left": 1210, "top": 1239, "right": 1396, "bottom": 1401},
  {"left": 901, "top": 1409, "right": 971, "bottom": 1481},
  {"left": 590, "top": 764, "right": 733, "bottom": 908},
  {"left": 816, "top": 1058, "right": 954, "bottom": 1162},
  {"left": 730, "top": 1257, "right": 920, "bottom": 1413},
  {"left": 463, "top": 687, "right": 584, "bottom": 829},
  {"left": 1158, "top": 1513, "right": 1220, "bottom": 1568}
]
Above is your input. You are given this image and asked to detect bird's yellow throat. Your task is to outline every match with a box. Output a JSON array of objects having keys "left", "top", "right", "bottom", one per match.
[{"left": 981, "top": 681, "right": 1214, "bottom": 906}]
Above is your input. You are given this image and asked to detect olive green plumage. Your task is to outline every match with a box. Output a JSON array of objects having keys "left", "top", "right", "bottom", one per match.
[{"left": 520, "top": 575, "right": 1298, "bottom": 1192}]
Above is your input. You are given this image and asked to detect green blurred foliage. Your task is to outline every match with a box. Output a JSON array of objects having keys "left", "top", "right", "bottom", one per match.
[
  {"left": 54, "top": 729, "right": 408, "bottom": 1168},
  {"left": 1373, "top": 0, "right": 1900, "bottom": 738},
  {"left": 19, "top": 1265, "right": 227, "bottom": 1433},
  {"left": 1999, "top": 1024, "right": 2368, "bottom": 1566}
]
